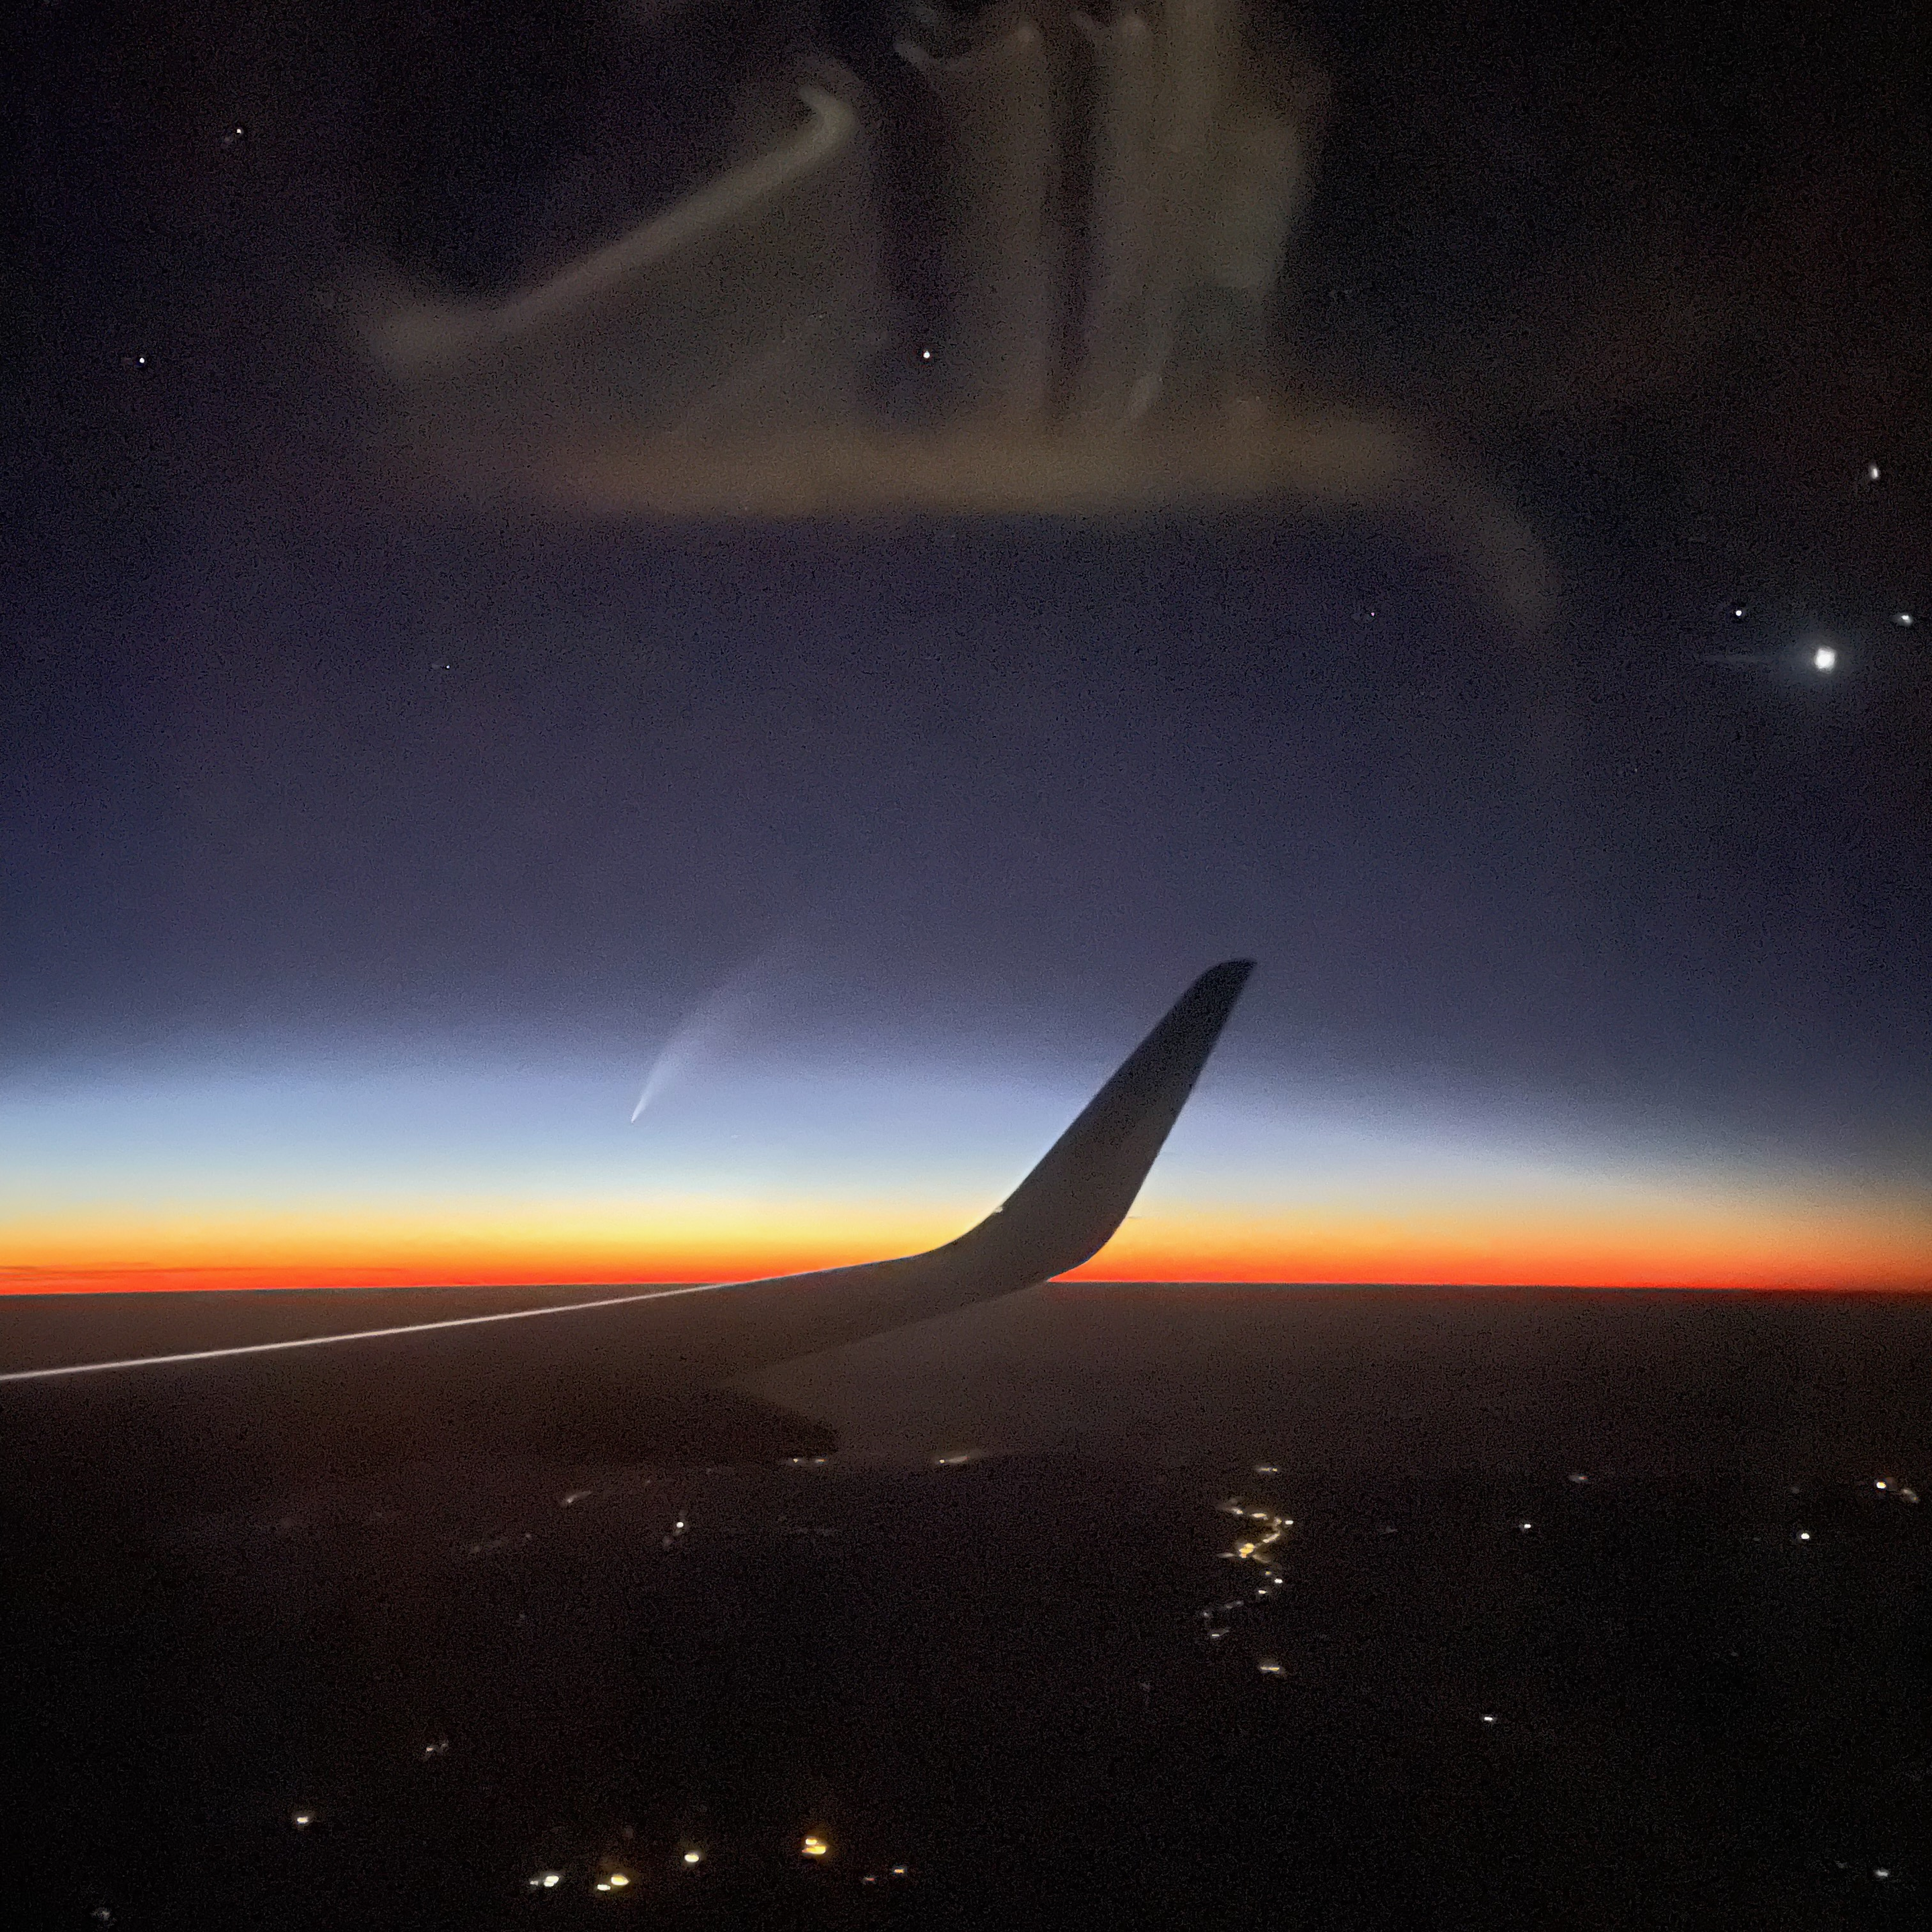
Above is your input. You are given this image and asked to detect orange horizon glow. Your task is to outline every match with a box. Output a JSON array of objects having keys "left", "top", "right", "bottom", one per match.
[
  {"left": 10, "top": 1040, "right": 1929, "bottom": 1301},
  {"left": 7, "top": 1236, "right": 1924, "bottom": 1298},
  {"left": 6, "top": 1160, "right": 1929, "bottom": 1297},
  {"left": 1067, "top": 1210, "right": 1932, "bottom": 1291},
  {"left": 5, "top": 1270, "right": 1926, "bottom": 1295}
]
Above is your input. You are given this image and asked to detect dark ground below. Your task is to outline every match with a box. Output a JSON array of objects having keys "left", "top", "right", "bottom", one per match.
[{"left": 8, "top": 1287, "right": 1929, "bottom": 1929}]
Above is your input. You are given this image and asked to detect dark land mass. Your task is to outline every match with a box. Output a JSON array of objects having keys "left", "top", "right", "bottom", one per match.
[{"left": 7, "top": 1286, "right": 1930, "bottom": 1929}]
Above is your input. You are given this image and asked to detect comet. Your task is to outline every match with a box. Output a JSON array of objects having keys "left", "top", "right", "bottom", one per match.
[{"left": 629, "top": 949, "right": 777, "bottom": 1124}]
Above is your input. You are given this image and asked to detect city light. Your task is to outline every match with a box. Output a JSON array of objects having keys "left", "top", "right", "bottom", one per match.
[{"left": 802, "top": 1834, "right": 829, "bottom": 1858}]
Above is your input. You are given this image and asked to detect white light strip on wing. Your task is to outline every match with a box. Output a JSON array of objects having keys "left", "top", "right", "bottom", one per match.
[{"left": 0, "top": 1281, "right": 733, "bottom": 1385}]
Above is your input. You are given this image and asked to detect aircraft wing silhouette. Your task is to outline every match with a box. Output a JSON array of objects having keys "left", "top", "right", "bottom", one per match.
[
  {"left": 0, "top": 963, "right": 1252, "bottom": 1512},
  {"left": 660, "top": 956, "right": 1254, "bottom": 1374}
]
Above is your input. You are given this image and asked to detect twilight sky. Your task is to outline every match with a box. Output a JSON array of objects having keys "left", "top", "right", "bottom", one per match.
[{"left": 3, "top": 0, "right": 1928, "bottom": 1291}]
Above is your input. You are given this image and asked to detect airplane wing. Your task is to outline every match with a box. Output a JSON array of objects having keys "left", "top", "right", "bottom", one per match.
[{"left": 0, "top": 961, "right": 1251, "bottom": 1511}]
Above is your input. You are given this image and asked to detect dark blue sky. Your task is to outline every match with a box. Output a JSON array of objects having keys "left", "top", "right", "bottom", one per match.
[
  {"left": 8, "top": 507, "right": 1925, "bottom": 1172},
  {"left": 3, "top": 0, "right": 1928, "bottom": 1281}
]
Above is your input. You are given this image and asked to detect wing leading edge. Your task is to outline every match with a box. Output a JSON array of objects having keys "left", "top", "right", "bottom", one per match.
[{"left": 659, "top": 957, "right": 1255, "bottom": 1379}]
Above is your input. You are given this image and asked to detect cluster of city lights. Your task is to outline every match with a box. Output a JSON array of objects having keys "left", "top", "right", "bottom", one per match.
[
  {"left": 523, "top": 1863, "right": 654, "bottom": 1893},
  {"left": 1200, "top": 1489, "right": 1294, "bottom": 1649},
  {"left": 511, "top": 1831, "right": 913, "bottom": 1896},
  {"left": 276, "top": 1458, "right": 1924, "bottom": 1914}
]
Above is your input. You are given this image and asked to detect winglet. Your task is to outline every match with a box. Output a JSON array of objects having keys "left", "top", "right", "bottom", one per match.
[{"left": 951, "top": 959, "right": 1254, "bottom": 1283}]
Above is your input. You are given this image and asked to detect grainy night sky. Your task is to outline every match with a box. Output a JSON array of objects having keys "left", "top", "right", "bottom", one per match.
[{"left": 3, "top": 0, "right": 1928, "bottom": 1289}]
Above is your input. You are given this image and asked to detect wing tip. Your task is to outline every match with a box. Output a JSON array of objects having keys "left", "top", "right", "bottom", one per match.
[
  {"left": 972, "top": 956, "right": 1256, "bottom": 1281},
  {"left": 1199, "top": 957, "right": 1257, "bottom": 996}
]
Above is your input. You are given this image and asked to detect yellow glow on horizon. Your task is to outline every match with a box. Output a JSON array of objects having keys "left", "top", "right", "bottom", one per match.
[
  {"left": 0, "top": 1192, "right": 961, "bottom": 1293},
  {"left": 1061, "top": 1187, "right": 1932, "bottom": 1290},
  {"left": 1, "top": 1175, "right": 1926, "bottom": 1294}
]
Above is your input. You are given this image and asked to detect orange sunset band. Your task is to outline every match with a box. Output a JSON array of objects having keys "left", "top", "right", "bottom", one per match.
[{"left": 5, "top": 1187, "right": 1927, "bottom": 1295}]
